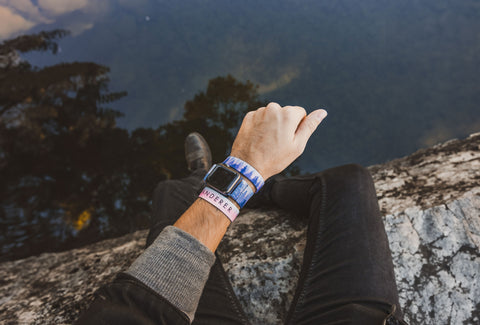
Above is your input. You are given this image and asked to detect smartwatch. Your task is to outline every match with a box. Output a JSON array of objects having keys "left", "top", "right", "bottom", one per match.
[{"left": 203, "top": 164, "right": 254, "bottom": 208}]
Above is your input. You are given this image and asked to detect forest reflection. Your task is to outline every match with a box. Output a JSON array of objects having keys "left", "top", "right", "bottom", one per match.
[{"left": 0, "top": 30, "right": 293, "bottom": 261}]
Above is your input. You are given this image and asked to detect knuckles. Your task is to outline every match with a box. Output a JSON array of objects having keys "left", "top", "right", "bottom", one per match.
[
  {"left": 236, "top": 103, "right": 311, "bottom": 178},
  {"left": 245, "top": 111, "right": 255, "bottom": 119},
  {"left": 266, "top": 102, "right": 281, "bottom": 109}
]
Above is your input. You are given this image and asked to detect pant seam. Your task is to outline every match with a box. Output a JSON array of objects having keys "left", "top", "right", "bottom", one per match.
[{"left": 287, "top": 174, "right": 327, "bottom": 324}]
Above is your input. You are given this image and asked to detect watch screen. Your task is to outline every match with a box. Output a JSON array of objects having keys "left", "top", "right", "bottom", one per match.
[{"left": 206, "top": 166, "right": 238, "bottom": 193}]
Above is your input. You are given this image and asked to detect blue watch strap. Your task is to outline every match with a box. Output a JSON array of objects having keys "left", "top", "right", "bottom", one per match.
[
  {"left": 230, "top": 178, "right": 254, "bottom": 208},
  {"left": 222, "top": 156, "right": 265, "bottom": 191}
]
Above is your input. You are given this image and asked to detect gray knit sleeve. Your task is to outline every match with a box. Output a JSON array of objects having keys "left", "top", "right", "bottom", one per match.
[{"left": 126, "top": 226, "right": 216, "bottom": 322}]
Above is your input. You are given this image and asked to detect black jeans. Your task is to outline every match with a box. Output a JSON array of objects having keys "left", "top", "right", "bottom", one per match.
[{"left": 146, "top": 164, "right": 403, "bottom": 325}]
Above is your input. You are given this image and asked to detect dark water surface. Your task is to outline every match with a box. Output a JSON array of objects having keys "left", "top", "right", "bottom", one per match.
[
  {"left": 1, "top": 0, "right": 479, "bottom": 259},
  {"left": 9, "top": 0, "right": 480, "bottom": 170}
]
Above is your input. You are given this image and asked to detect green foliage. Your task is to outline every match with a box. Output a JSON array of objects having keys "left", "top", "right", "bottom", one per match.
[
  {"left": 0, "top": 31, "right": 269, "bottom": 261},
  {"left": 0, "top": 30, "right": 70, "bottom": 56},
  {"left": 0, "top": 31, "right": 133, "bottom": 259}
]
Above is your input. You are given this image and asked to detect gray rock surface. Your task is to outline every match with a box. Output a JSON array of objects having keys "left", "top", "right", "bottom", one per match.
[
  {"left": 385, "top": 192, "right": 480, "bottom": 324},
  {"left": 0, "top": 231, "right": 147, "bottom": 324},
  {"left": 1, "top": 132, "right": 479, "bottom": 324},
  {"left": 219, "top": 132, "right": 480, "bottom": 324}
]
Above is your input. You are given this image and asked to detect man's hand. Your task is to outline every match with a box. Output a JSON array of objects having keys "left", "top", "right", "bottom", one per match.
[
  {"left": 231, "top": 102, "right": 327, "bottom": 180},
  {"left": 176, "top": 103, "right": 326, "bottom": 252}
]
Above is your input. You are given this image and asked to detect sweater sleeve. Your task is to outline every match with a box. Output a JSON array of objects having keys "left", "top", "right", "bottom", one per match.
[{"left": 125, "top": 226, "right": 216, "bottom": 322}]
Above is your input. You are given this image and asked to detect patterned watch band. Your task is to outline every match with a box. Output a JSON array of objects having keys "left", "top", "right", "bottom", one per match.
[
  {"left": 222, "top": 156, "right": 265, "bottom": 191},
  {"left": 199, "top": 186, "right": 240, "bottom": 222},
  {"left": 229, "top": 177, "right": 254, "bottom": 208}
]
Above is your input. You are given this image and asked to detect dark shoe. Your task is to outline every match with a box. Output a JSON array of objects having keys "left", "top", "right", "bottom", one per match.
[{"left": 185, "top": 132, "right": 212, "bottom": 172}]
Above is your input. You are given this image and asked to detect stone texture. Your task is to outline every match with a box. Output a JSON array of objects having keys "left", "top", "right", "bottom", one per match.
[
  {"left": 370, "top": 132, "right": 480, "bottom": 215},
  {"left": 0, "top": 132, "right": 479, "bottom": 324},
  {"left": 0, "top": 231, "right": 147, "bottom": 324},
  {"left": 218, "top": 209, "right": 307, "bottom": 323},
  {"left": 222, "top": 195, "right": 480, "bottom": 325},
  {"left": 385, "top": 192, "right": 480, "bottom": 324},
  {"left": 219, "top": 132, "right": 480, "bottom": 324}
]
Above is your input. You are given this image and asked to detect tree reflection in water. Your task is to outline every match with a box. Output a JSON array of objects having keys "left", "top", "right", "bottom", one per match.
[{"left": 0, "top": 30, "right": 278, "bottom": 261}]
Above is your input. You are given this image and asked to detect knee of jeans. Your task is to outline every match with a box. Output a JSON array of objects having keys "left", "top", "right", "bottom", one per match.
[
  {"left": 339, "top": 163, "right": 371, "bottom": 178},
  {"left": 331, "top": 163, "right": 373, "bottom": 185},
  {"left": 153, "top": 179, "right": 178, "bottom": 201},
  {"left": 320, "top": 164, "right": 376, "bottom": 201}
]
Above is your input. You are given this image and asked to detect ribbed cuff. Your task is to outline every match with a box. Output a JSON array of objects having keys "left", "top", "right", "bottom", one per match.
[{"left": 126, "top": 226, "right": 216, "bottom": 322}]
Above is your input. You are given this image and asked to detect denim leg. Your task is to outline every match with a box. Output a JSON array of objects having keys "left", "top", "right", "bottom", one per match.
[
  {"left": 270, "top": 164, "right": 402, "bottom": 324},
  {"left": 146, "top": 170, "right": 249, "bottom": 325}
]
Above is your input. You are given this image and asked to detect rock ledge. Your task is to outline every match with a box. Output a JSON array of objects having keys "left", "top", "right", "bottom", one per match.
[{"left": 1, "top": 133, "right": 479, "bottom": 324}]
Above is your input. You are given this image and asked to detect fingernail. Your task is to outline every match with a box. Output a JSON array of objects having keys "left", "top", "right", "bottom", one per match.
[{"left": 313, "top": 109, "right": 328, "bottom": 122}]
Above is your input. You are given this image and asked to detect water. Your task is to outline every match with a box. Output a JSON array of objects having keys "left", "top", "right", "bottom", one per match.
[
  {"left": 1, "top": 0, "right": 479, "bottom": 260},
  {"left": 8, "top": 0, "right": 480, "bottom": 168}
]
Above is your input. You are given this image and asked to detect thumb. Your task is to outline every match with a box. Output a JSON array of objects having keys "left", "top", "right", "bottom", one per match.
[{"left": 295, "top": 109, "right": 328, "bottom": 146}]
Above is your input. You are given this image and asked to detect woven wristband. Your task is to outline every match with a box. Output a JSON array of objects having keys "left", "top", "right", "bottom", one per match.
[
  {"left": 199, "top": 186, "right": 240, "bottom": 222},
  {"left": 222, "top": 156, "right": 265, "bottom": 191}
]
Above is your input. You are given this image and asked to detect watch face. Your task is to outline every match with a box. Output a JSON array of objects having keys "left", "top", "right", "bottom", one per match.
[{"left": 206, "top": 165, "right": 240, "bottom": 193}]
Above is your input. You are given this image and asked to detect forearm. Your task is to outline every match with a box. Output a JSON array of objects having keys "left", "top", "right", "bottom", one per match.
[
  {"left": 126, "top": 225, "right": 216, "bottom": 322},
  {"left": 77, "top": 225, "right": 215, "bottom": 324},
  {"left": 174, "top": 195, "right": 242, "bottom": 252},
  {"left": 80, "top": 185, "right": 243, "bottom": 324},
  {"left": 123, "top": 197, "right": 237, "bottom": 320},
  {"left": 77, "top": 103, "right": 327, "bottom": 324}
]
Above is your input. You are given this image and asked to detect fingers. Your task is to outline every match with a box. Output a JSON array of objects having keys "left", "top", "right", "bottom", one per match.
[
  {"left": 266, "top": 102, "right": 281, "bottom": 110},
  {"left": 232, "top": 103, "right": 327, "bottom": 179},
  {"left": 284, "top": 106, "right": 307, "bottom": 124},
  {"left": 295, "top": 109, "right": 328, "bottom": 148},
  {"left": 264, "top": 103, "right": 306, "bottom": 122},
  {"left": 254, "top": 102, "right": 327, "bottom": 147}
]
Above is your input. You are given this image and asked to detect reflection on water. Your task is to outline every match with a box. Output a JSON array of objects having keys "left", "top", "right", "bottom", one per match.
[
  {"left": 1, "top": 0, "right": 477, "bottom": 169},
  {"left": 0, "top": 30, "right": 269, "bottom": 261},
  {"left": 2, "top": 1, "right": 479, "bottom": 166},
  {"left": 1, "top": 0, "right": 480, "bottom": 260}
]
